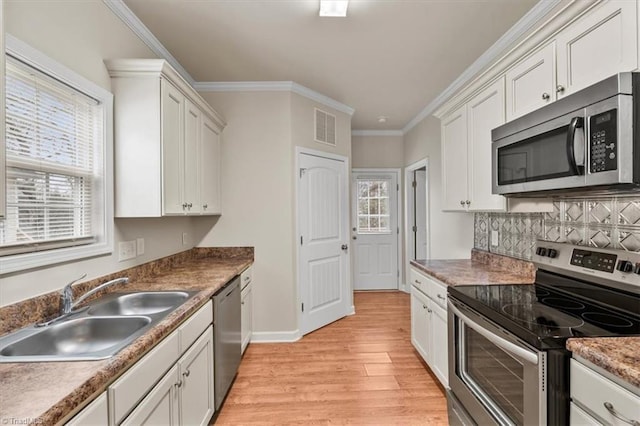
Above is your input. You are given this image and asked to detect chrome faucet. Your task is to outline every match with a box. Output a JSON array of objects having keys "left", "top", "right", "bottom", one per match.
[{"left": 60, "top": 275, "right": 129, "bottom": 315}]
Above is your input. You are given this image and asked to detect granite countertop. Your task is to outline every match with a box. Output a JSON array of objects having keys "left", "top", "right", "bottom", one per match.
[
  {"left": 0, "top": 250, "right": 253, "bottom": 425},
  {"left": 410, "top": 249, "right": 535, "bottom": 286},
  {"left": 567, "top": 337, "right": 640, "bottom": 389}
]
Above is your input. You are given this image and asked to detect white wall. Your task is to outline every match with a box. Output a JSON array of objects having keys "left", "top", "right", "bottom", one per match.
[
  {"left": 352, "top": 135, "right": 404, "bottom": 168},
  {"left": 1, "top": 0, "right": 208, "bottom": 305},
  {"left": 403, "top": 116, "right": 474, "bottom": 259}
]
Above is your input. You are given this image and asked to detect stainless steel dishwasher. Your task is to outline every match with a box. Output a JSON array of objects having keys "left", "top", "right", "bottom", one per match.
[{"left": 213, "top": 276, "right": 241, "bottom": 410}]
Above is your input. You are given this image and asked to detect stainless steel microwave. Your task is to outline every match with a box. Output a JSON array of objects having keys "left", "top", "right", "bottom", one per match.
[{"left": 492, "top": 72, "right": 639, "bottom": 196}]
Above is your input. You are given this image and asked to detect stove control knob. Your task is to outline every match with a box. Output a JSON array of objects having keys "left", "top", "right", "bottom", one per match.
[
  {"left": 536, "top": 247, "right": 547, "bottom": 256},
  {"left": 547, "top": 249, "right": 558, "bottom": 259},
  {"left": 617, "top": 260, "right": 633, "bottom": 273}
]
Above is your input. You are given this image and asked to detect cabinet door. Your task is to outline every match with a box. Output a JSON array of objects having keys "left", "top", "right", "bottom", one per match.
[
  {"left": 179, "top": 326, "right": 215, "bottom": 426},
  {"left": 241, "top": 284, "right": 252, "bottom": 354},
  {"left": 467, "top": 78, "right": 506, "bottom": 212},
  {"left": 556, "top": 0, "right": 638, "bottom": 97},
  {"left": 66, "top": 392, "right": 108, "bottom": 426},
  {"left": 121, "top": 364, "right": 180, "bottom": 426},
  {"left": 0, "top": 0, "right": 5, "bottom": 219},
  {"left": 200, "top": 115, "right": 222, "bottom": 215},
  {"left": 161, "top": 79, "right": 185, "bottom": 215},
  {"left": 441, "top": 104, "right": 468, "bottom": 211},
  {"left": 505, "top": 43, "right": 556, "bottom": 121},
  {"left": 430, "top": 302, "right": 448, "bottom": 388},
  {"left": 183, "top": 99, "right": 201, "bottom": 214},
  {"left": 410, "top": 287, "right": 431, "bottom": 363}
]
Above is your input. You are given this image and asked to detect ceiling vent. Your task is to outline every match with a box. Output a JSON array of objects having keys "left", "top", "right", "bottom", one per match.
[{"left": 315, "top": 108, "right": 336, "bottom": 146}]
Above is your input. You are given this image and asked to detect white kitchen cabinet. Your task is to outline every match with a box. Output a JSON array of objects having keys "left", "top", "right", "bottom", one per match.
[
  {"left": 109, "top": 301, "right": 214, "bottom": 425},
  {"left": 505, "top": 43, "right": 556, "bottom": 121},
  {"left": 556, "top": 0, "right": 638, "bottom": 98},
  {"left": 441, "top": 78, "right": 507, "bottom": 212},
  {"left": 105, "top": 59, "right": 225, "bottom": 218},
  {"left": 570, "top": 357, "right": 640, "bottom": 426},
  {"left": 441, "top": 104, "right": 468, "bottom": 211},
  {"left": 410, "top": 285, "right": 431, "bottom": 363},
  {"left": 66, "top": 392, "right": 108, "bottom": 426},
  {"left": 241, "top": 266, "right": 253, "bottom": 354},
  {"left": 505, "top": 1, "right": 638, "bottom": 121},
  {"left": 410, "top": 265, "right": 449, "bottom": 388}
]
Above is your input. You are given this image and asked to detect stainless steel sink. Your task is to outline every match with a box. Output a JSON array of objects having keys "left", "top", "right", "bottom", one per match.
[
  {"left": 0, "top": 290, "right": 197, "bottom": 363},
  {"left": 87, "top": 291, "right": 190, "bottom": 316},
  {"left": 0, "top": 316, "right": 151, "bottom": 360}
]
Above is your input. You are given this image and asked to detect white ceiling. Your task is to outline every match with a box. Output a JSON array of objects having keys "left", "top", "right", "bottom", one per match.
[{"left": 123, "top": 0, "right": 539, "bottom": 131}]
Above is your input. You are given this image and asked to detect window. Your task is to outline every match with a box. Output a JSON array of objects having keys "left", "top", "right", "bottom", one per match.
[
  {"left": 0, "top": 36, "right": 113, "bottom": 273},
  {"left": 357, "top": 179, "right": 391, "bottom": 233}
]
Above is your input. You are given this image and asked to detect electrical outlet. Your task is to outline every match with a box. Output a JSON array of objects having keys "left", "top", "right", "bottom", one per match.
[
  {"left": 118, "top": 240, "right": 137, "bottom": 261},
  {"left": 182, "top": 232, "right": 188, "bottom": 246},
  {"left": 136, "top": 238, "right": 145, "bottom": 256},
  {"left": 491, "top": 230, "right": 499, "bottom": 247}
]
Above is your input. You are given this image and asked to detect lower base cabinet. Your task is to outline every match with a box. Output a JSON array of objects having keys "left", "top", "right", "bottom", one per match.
[
  {"left": 241, "top": 266, "right": 253, "bottom": 354},
  {"left": 410, "top": 266, "right": 449, "bottom": 388},
  {"left": 67, "top": 392, "right": 109, "bottom": 426},
  {"left": 122, "top": 326, "right": 214, "bottom": 426}
]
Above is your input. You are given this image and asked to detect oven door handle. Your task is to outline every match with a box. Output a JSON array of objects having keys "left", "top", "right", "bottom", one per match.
[{"left": 448, "top": 300, "right": 539, "bottom": 365}]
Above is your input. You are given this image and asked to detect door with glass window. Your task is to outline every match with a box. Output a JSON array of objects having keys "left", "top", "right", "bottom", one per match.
[{"left": 351, "top": 170, "right": 399, "bottom": 290}]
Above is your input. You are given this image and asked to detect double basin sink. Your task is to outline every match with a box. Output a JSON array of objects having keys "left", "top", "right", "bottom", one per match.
[{"left": 0, "top": 291, "right": 197, "bottom": 362}]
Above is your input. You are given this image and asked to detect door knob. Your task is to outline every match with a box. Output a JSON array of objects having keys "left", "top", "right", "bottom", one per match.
[{"left": 341, "top": 244, "right": 349, "bottom": 251}]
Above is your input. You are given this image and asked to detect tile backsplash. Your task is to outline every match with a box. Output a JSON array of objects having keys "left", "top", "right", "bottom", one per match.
[{"left": 474, "top": 196, "right": 640, "bottom": 260}]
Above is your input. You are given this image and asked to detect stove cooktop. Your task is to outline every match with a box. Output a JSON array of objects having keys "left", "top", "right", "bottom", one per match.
[{"left": 448, "top": 271, "right": 640, "bottom": 350}]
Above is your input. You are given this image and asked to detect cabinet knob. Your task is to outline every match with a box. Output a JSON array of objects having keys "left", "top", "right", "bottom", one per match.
[
  {"left": 183, "top": 369, "right": 190, "bottom": 378},
  {"left": 175, "top": 379, "right": 183, "bottom": 388},
  {"left": 460, "top": 200, "right": 465, "bottom": 206},
  {"left": 422, "top": 304, "right": 427, "bottom": 309},
  {"left": 182, "top": 203, "right": 188, "bottom": 209},
  {"left": 187, "top": 203, "right": 193, "bottom": 208},
  {"left": 556, "top": 85, "right": 565, "bottom": 94},
  {"left": 427, "top": 308, "right": 432, "bottom": 313},
  {"left": 465, "top": 200, "right": 471, "bottom": 206},
  {"left": 541, "top": 92, "right": 550, "bottom": 101},
  {"left": 203, "top": 204, "right": 208, "bottom": 209}
]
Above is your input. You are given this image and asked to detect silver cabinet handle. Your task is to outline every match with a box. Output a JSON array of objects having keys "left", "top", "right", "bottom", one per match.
[
  {"left": 437, "top": 294, "right": 445, "bottom": 300},
  {"left": 341, "top": 244, "right": 348, "bottom": 251},
  {"left": 427, "top": 308, "right": 432, "bottom": 313},
  {"left": 542, "top": 92, "right": 550, "bottom": 100},
  {"left": 203, "top": 204, "right": 208, "bottom": 209},
  {"left": 175, "top": 379, "right": 183, "bottom": 389},
  {"left": 183, "top": 369, "right": 190, "bottom": 378},
  {"left": 422, "top": 304, "right": 427, "bottom": 309},
  {"left": 187, "top": 203, "right": 193, "bottom": 208},
  {"left": 352, "top": 236, "right": 357, "bottom": 240},
  {"left": 465, "top": 200, "right": 470, "bottom": 206},
  {"left": 460, "top": 200, "right": 465, "bottom": 206},
  {"left": 556, "top": 85, "right": 565, "bottom": 93},
  {"left": 604, "top": 402, "right": 640, "bottom": 426},
  {"left": 182, "top": 203, "right": 188, "bottom": 209},
  {"left": 414, "top": 279, "right": 421, "bottom": 284}
]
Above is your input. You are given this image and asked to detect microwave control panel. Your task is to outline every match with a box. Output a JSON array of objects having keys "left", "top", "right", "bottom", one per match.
[{"left": 589, "top": 109, "right": 617, "bottom": 173}]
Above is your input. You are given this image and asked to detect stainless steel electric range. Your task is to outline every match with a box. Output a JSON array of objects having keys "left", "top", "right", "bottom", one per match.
[{"left": 446, "top": 241, "right": 640, "bottom": 426}]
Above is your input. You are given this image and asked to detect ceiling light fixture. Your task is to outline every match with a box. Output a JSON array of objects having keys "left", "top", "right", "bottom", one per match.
[{"left": 319, "top": 0, "right": 349, "bottom": 17}]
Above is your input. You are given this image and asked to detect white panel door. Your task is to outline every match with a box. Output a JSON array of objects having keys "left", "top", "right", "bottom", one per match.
[
  {"left": 298, "top": 152, "right": 350, "bottom": 335},
  {"left": 352, "top": 171, "right": 399, "bottom": 290}
]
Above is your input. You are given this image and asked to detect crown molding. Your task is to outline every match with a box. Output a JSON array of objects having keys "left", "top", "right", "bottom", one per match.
[
  {"left": 195, "top": 81, "right": 355, "bottom": 116},
  {"left": 402, "top": 0, "right": 563, "bottom": 134},
  {"left": 102, "top": 0, "right": 195, "bottom": 86},
  {"left": 351, "top": 130, "right": 404, "bottom": 137}
]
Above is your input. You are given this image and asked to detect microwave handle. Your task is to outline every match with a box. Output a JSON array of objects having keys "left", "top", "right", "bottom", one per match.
[{"left": 567, "top": 116, "right": 585, "bottom": 175}]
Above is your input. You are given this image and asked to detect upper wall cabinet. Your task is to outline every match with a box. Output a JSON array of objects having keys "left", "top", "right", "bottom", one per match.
[
  {"left": 506, "top": 0, "right": 638, "bottom": 121},
  {"left": 105, "top": 59, "right": 225, "bottom": 218},
  {"left": 0, "top": 0, "right": 5, "bottom": 219},
  {"left": 442, "top": 78, "right": 507, "bottom": 212}
]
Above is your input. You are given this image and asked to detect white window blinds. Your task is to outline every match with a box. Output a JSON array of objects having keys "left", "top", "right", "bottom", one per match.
[{"left": 1, "top": 56, "right": 104, "bottom": 256}]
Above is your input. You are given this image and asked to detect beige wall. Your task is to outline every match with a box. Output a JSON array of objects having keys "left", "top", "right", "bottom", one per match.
[
  {"left": 403, "top": 116, "right": 474, "bottom": 260},
  {"left": 352, "top": 135, "right": 404, "bottom": 168},
  {"left": 1, "top": 1, "right": 208, "bottom": 305},
  {"left": 195, "top": 91, "right": 297, "bottom": 335}
]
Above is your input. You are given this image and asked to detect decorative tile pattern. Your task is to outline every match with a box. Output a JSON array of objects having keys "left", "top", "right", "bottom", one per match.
[{"left": 477, "top": 196, "right": 640, "bottom": 260}]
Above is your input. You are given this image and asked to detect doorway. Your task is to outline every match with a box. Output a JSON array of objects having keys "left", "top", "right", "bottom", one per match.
[
  {"left": 296, "top": 148, "right": 352, "bottom": 336},
  {"left": 404, "top": 159, "right": 429, "bottom": 289},
  {"left": 351, "top": 169, "right": 400, "bottom": 290}
]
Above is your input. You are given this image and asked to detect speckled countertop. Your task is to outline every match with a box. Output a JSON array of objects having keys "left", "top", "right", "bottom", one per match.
[
  {"left": 410, "top": 249, "right": 535, "bottom": 286},
  {"left": 567, "top": 337, "right": 640, "bottom": 389},
  {"left": 0, "top": 248, "right": 253, "bottom": 425}
]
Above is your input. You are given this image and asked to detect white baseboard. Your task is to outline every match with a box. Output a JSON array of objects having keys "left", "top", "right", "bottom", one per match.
[
  {"left": 250, "top": 329, "right": 302, "bottom": 343},
  {"left": 348, "top": 305, "right": 356, "bottom": 315}
]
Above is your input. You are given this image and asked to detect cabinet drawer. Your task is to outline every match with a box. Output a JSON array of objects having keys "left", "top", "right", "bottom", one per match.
[
  {"left": 428, "top": 278, "right": 448, "bottom": 309},
  {"left": 179, "top": 301, "right": 213, "bottom": 352},
  {"left": 241, "top": 266, "right": 253, "bottom": 289},
  {"left": 570, "top": 359, "right": 640, "bottom": 425},
  {"left": 109, "top": 330, "right": 180, "bottom": 424},
  {"left": 570, "top": 402, "right": 602, "bottom": 426},
  {"left": 66, "top": 392, "right": 108, "bottom": 426},
  {"left": 409, "top": 267, "right": 429, "bottom": 295}
]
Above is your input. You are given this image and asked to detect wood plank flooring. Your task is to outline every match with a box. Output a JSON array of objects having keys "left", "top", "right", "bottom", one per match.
[{"left": 213, "top": 291, "right": 448, "bottom": 425}]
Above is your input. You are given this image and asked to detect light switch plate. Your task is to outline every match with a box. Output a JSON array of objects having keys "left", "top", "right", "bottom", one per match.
[
  {"left": 136, "top": 238, "right": 145, "bottom": 256},
  {"left": 491, "top": 230, "right": 499, "bottom": 247},
  {"left": 118, "top": 240, "right": 137, "bottom": 261}
]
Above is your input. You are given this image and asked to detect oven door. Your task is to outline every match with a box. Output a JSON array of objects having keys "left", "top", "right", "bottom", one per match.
[{"left": 448, "top": 298, "right": 546, "bottom": 426}]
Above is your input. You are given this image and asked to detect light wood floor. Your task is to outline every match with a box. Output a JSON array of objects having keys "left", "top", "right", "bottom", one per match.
[{"left": 213, "top": 291, "right": 448, "bottom": 425}]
